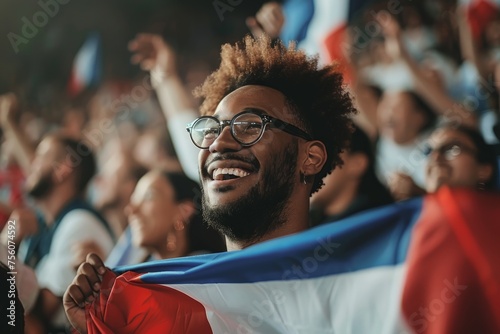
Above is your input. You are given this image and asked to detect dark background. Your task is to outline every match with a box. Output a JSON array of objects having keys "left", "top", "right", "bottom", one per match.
[{"left": 0, "top": 0, "right": 272, "bottom": 112}]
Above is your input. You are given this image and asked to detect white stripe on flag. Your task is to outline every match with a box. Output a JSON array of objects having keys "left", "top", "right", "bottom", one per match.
[
  {"left": 166, "top": 264, "right": 411, "bottom": 334},
  {"left": 299, "top": 0, "right": 349, "bottom": 64}
]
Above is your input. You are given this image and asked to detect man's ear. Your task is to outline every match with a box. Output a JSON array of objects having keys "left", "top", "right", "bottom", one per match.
[{"left": 300, "top": 140, "right": 327, "bottom": 176}]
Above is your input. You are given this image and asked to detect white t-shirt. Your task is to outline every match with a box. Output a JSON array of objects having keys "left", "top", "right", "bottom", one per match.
[
  {"left": 375, "top": 132, "right": 431, "bottom": 188},
  {"left": 36, "top": 209, "right": 114, "bottom": 295},
  {"left": 36, "top": 209, "right": 114, "bottom": 327}
]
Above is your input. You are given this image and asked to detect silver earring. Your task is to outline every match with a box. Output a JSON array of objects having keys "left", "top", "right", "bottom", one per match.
[{"left": 300, "top": 172, "right": 307, "bottom": 185}]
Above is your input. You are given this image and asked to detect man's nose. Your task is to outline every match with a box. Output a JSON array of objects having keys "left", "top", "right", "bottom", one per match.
[
  {"left": 428, "top": 149, "right": 447, "bottom": 163},
  {"left": 209, "top": 126, "right": 242, "bottom": 153}
]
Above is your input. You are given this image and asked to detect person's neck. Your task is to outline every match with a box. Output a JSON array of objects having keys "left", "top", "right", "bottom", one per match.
[
  {"left": 38, "top": 187, "right": 79, "bottom": 225},
  {"left": 225, "top": 199, "right": 310, "bottom": 251},
  {"left": 323, "top": 180, "right": 359, "bottom": 217}
]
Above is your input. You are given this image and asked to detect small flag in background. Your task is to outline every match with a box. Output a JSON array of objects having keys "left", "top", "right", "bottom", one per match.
[{"left": 67, "top": 32, "right": 102, "bottom": 97}]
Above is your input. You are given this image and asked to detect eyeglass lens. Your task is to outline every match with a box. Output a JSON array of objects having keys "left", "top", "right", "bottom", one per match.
[
  {"left": 191, "top": 113, "right": 265, "bottom": 148},
  {"left": 425, "top": 144, "right": 469, "bottom": 161}
]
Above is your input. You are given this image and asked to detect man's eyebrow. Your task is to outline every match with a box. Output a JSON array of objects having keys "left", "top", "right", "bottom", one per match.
[{"left": 213, "top": 108, "right": 268, "bottom": 119}]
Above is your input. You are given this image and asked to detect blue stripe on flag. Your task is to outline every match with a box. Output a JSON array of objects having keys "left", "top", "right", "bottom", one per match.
[{"left": 115, "top": 197, "right": 423, "bottom": 285}]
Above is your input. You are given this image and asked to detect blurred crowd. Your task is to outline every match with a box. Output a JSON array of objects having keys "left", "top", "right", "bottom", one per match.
[{"left": 1, "top": 0, "right": 499, "bottom": 332}]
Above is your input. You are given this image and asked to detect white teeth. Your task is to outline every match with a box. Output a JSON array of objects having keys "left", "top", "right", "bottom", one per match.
[{"left": 212, "top": 168, "right": 250, "bottom": 180}]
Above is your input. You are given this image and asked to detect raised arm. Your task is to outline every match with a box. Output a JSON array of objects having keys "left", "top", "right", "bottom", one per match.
[
  {"left": 246, "top": 2, "right": 285, "bottom": 39},
  {"left": 0, "top": 93, "right": 35, "bottom": 174},
  {"left": 128, "top": 34, "right": 200, "bottom": 181},
  {"left": 377, "top": 14, "right": 477, "bottom": 128},
  {"left": 456, "top": 5, "right": 492, "bottom": 81}
]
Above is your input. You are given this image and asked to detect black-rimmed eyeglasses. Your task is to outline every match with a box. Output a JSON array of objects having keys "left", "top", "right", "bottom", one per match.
[{"left": 186, "top": 110, "right": 312, "bottom": 149}]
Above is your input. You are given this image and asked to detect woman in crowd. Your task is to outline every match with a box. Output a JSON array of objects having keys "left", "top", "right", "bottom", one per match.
[
  {"left": 391, "top": 123, "right": 499, "bottom": 200},
  {"left": 310, "top": 125, "right": 393, "bottom": 225},
  {"left": 125, "top": 170, "right": 226, "bottom": 262},
  {"left": 424, "top": 124, "right": 498, "bottom": 194}
]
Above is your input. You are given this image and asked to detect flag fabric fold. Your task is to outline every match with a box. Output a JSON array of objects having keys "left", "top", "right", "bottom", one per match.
[{"left": 85, "top": 187, "right": 500, "bottom": 334}]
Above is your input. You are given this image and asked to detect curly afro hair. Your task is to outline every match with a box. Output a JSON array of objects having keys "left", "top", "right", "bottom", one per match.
[{"left": 194, "top": 35, "right": 356, "bottom": 194}]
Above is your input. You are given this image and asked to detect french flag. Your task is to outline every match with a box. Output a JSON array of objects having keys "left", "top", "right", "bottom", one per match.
[
  {"left": 85, "top": 187, "right": 500, "bottom": 333},
  {"left": 297, "top": 0, "right": 375, "bottom": 83},
  {"left": 67, "top": 32, "right": 102, "bottom": 97}
]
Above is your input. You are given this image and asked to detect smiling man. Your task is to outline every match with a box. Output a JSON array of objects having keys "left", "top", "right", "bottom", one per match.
[
  {"left": 63, "top": 35, "right": 356, "bottom": 333},
  {"left": 189, "top": 36, "right": 356, "bottom": 250}
]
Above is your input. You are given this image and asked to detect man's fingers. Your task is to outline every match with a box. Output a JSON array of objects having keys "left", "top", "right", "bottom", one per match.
[
  {"left": 246, "top": 17, "right": 265, "bottom": 39},
  {"left": 130, "top": 53, "right": 145, "bottom": 64},
  {"left": 77, "top": 262, "right": 101, "bottom": 288},
  {"left": 86, "top": 253, "right": 106, "bottom": 275},
  {"left": 66, "top": 283, "right": 87, "bottom": 308},
  {"left": 75, "top": 274, "right": 96, "bottom": 302},
  {"left": 128, "top": 33, "right": 152, "bottom": 48}
]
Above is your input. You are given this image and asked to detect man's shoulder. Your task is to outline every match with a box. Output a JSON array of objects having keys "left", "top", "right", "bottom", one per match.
[{"left": 56, "top": 208, "right": 112, "bottom": 240}]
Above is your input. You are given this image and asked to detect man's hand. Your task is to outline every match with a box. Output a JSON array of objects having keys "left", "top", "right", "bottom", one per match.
[
  {"left": 388, "top": 172, "right": 426, "bottom": 201},
  {"left": 0, "top": 93, "right": 18, "bottom": 129},
  {"left": 375, "top": 13, "right": 404, "bottom": 61},
  {"left": 63, "top": 253, "right": 107, "bottom": 334},
  {"left": 246, "top": 2, "right": 285, "bottom": 39},
  {"left": 1, "top": 207, "right": 38, "bottom": 244},
  {"left": 128, "top": 33, "right": 177, "bottom": 86}
]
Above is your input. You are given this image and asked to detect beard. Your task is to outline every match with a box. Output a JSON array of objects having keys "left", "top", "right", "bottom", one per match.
[
  {"left": 202, "top": 142, "right": 298, "bottom": 243},
  {"left": 26, "top": 171, "right": 54, "bottom": 199}
]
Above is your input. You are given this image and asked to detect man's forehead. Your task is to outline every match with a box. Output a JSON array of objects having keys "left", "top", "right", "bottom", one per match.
[{"left": 213, "top": 85, "right": 290, "bottom": 119}]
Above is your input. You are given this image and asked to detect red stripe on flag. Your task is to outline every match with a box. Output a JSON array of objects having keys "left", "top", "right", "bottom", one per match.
[
  {"left": 438, "top": 187, "right": 500, "bottom": 329},
  {"left": 87, "top": 270, "right": 213, "bottom": 333},
  {"left": 402, "top": 187, "right": 500, "bottom": 333},
  {"left": 323, "top": 24, "right": 353, "bottom": 84}
]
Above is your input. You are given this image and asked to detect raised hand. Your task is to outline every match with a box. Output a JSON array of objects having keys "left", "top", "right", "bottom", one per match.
[
  {"left": 246, "top": 2, "right": 285, "bottom": 39},
  {"left": 128, "top": 33, "right": 177, "bottom": 85},
  {"left": 388, "top": 172, "right": 425, "bottom": 201},
  {"left": 63, "top": 253, "right": 107, "bottom": 334},
  {"left": 375, "top": 12, "right": 404, "bottom": 61},
  {"left": 0, "top": 93, "right": 18, "bottom": 128},
  {"left": 1, "top": 207, "right": 38, "bottom": 244}
]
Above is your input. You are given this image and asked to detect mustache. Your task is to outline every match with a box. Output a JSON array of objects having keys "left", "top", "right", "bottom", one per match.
[{"left": 204, "top": 153, "right": 260, "bottom": 170}]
